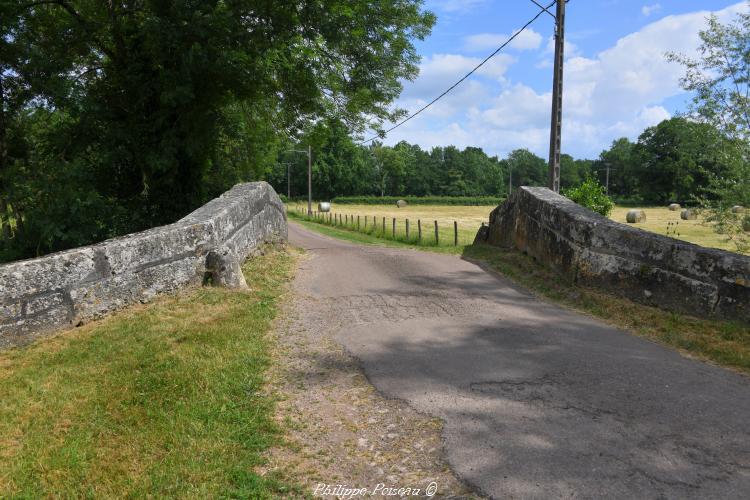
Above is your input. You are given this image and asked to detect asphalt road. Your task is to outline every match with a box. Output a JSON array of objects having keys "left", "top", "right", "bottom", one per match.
[{"left": 288, "top": 222, "right": 750, "bottom": 499}]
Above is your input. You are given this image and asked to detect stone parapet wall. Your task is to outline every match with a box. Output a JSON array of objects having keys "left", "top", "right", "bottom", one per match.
[
  {"left": 0, "top": 182, "right": 287, "bottom": 347},
  {"left": 476, "top": 187, "right": 749, "bottom": 322}
]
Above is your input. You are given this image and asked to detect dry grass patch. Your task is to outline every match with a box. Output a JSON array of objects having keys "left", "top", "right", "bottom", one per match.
[{"left": 0, "top": 246, "right": 301, "bottom": 498}]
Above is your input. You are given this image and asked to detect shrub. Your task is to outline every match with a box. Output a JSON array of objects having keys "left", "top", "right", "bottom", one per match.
[{"left": 563, "top": 178, "right": 614, "bottom": 217}]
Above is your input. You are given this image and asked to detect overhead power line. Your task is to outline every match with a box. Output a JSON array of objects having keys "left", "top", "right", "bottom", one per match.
[{"left": 356, "top": 0, "right": 557, "bottom": 146}]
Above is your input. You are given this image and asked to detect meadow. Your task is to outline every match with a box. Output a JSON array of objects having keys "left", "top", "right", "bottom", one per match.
[{"left": 289, "top": 201, "right": 745, "bottom": 254}]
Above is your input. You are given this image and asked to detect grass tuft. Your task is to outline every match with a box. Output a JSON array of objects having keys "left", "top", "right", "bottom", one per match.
[{"left": 0, "top": 246, "right": 301, "bottom": 498}]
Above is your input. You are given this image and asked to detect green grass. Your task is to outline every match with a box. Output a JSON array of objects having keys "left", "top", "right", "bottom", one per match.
[
  {"left": 291, "top": 201, "right": 747, "bottom": 255},
  {"left": 288, "top": 207, "right": 478, "bottom": 249},
  {"left": 292, "top": 216, "right": 750, "bottom": 375},
  {"left": 0, "top": 247, "right": 300, "bottom": 498}
]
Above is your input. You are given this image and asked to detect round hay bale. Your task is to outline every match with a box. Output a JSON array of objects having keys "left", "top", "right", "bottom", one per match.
[
  {"left": 668, "top": 203, "right": 681, "bottom": 211},
  {"left": 626, "top": 209, "right": 646, "bottom": 223},
  {"left": 732, "top": 205, "right": 744, "bottom": 214},
  {"left": 681, "top": 209, "right": 698, "bottom": 220},
  {"left": 396, "top": 199, "right": 408, "bottom": 208},
  {"left": 318, "top": 202, "right": 331, "bottom": 213}
]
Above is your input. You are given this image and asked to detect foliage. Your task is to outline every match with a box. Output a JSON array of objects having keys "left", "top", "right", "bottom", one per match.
[
  {"left": 331, "top": 195, "right": 504, "bottom": 205},
  {"left": 1, "top": 0, "right": 435, "bottom": 261},
  {"left": 563, "top": 177, "right": 614, "bottom": 217},
  {"left": 632, "top": 117, "right": 739, "bottom": 204},
  {"left": 668, "top": 6, "right": 750, "bottom": 251}
]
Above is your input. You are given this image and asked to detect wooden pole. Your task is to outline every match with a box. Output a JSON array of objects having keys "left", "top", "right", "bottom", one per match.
[
  {"left": 392, "top": 218, "right": 396, "bottom": 238},
  {"left": 357, "top": 215, "right": 360, "bottom": 230},
  {"left": 365, "top": 215, "right": 368, "bottom": 229},
  {"left": 382, "top": 217, "right": 386, "bottom": 235},
  {"left": 406, "top": 219, "right": 410, "bottom": 239},
  {"left": 418, "top": 219, "right": 422, "bottom": 242},
  {"left": 454, "top": 221, "right": 458, "bottom": 246},
  {"left": 434, "top": 220, "right": 439, "bottom": 245}
]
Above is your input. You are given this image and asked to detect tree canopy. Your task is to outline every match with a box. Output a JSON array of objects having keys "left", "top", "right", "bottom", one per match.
[{"left": 0, "top": 0, "right": 434, "bottom": 260}]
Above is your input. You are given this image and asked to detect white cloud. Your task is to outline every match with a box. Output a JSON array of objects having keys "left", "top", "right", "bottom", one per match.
[
  {"left": 387, "top": 2, "right": 749, "bottom": 158},
  {"left": 400, "top": 53, "right": 515, "bottom": 101},
  {"left": 536, "top": 36, "right": 581, "bottom": 68},
  {"left": 642, "top": 4, "right": 662, "bottom": 17},
  {"left": 464, "top": 29, "right": 543, "bottom": 52}
]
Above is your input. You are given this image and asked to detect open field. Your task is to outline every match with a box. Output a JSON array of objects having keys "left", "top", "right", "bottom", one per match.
[
  {"left": 0, "top": 247, "right": 299, "bottom": 498},
  {"left": 289, "top": 201, "right": 746, "bottom": 254}
]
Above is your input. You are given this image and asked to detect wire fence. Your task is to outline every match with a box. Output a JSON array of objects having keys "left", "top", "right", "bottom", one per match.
[{"left": 290, "top": 206, "right": 480, "bottom": 248}]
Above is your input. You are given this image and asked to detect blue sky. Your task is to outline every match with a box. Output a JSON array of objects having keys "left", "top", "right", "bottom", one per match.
[{"left": 381, "top": 0, "right": 748, "bottom": 159}]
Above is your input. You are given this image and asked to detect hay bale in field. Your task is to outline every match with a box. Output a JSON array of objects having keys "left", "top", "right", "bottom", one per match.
[
  {"left": 668, "top": 203, "right": 681, "bottom": 211},
  {"left": 396, "top": 199, "right": 408, "bottom": 208},
  {"left": 681, "top": 209, "right": 698, "bottom": 220},
  {"left": 626, "top": 210, "right": 646, "bottom": 223},
  {"left": 732, "top": 205, "right": 744, "bottom": 214},
  {"left": 318, "top": 202, "right": 331, "bottom": 213}
]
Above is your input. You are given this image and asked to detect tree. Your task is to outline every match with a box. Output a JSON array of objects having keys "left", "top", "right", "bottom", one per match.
[
  {"left": 669, "top": 8, "right": 750, "bottom": 251},
  {"left": 503, "top": 149, "right": 547, "bottom": 191},
  {"left": 2, "top": 0, "right": 435, "bottom": 260},
  {"left": 633, "top": 118, "right": 737, "bottom": 204},
  {"left": 597, "top": 138, "right": 639, "bottom": 198},
  {"left": 667, "top": 7, "right": 750, "bottom": 141}
]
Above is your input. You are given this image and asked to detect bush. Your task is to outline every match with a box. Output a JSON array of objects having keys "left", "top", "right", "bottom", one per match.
[
  {"left": 331, "top": 195, "right": 504, "bottom": 206},
  {"left": 563, "top": 178, "right": 614, "bottom": 217}
]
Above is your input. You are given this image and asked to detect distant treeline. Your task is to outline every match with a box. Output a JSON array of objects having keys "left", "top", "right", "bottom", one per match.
[{"left": 269, "top": 117, "right": 744, "bottom": 207}]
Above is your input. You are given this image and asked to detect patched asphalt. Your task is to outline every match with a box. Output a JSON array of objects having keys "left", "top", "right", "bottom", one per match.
[{"left": 289, "top": 222, "right": 750, "bottom": 499}]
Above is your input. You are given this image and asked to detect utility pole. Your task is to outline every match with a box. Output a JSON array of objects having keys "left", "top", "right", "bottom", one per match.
[
  {"left": 307, "top": 144, "right": 312, "bottom": 215},
  {"left": 508, "top": 165, "right": 513, "bottom": 196},
  {"left": 605, "top": 162, "right": 610, "bottom": 195},
  {"left": 284, "top": 147, "right": 312, "bottom": 214},
  {"left": 547, "top": 0, "right": 566, "bottom": 193}
]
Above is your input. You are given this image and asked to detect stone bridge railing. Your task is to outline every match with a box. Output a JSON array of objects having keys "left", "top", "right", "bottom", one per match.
[
  {"left": 476, "top": 187, "right": 749, "bottom": 322},
  {"left": 0, "top": 182, "right": 287, "bottom": 347}
]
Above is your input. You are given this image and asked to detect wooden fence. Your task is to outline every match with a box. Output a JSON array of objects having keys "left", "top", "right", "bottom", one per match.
[{"left": 292, "top": 207, "right": 467, "bottom": 247}]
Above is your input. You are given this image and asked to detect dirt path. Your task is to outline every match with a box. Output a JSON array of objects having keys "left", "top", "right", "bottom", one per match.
[
  {"left": 269, "top": 222, "right": 750, "bottom": 499},
  {"left": 264, "top": 248, "right": 477, "bottom": 498}
]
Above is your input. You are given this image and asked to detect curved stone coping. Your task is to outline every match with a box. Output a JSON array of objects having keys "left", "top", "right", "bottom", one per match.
[
  {"left": 478, "top": 187, "right": 749, "bottom": 321},
  {"left": 0, "top": 182, "right": 287, "bottom": 347}
]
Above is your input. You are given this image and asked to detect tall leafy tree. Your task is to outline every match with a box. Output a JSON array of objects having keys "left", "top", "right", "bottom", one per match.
[{"left": 2, "top": 0, "right": 434, "bottom": 259}]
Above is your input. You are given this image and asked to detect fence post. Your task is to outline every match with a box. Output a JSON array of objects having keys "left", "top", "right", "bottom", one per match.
[
  {"left": 434, "top": 220, "right": 439, "bottom": 245},
  {"left": 418, "top": 220, "right": 422, "bottom": 242},
  {"left": 382, "top": 217, "right": 386, "bottom": 235},
  {"left": 406, "top": 219, "right": 410, "bottom": 240},
  {"left": 357, "top": 215, "right": 360, "bottom": 230},
  {"left": 392, "top": 218, "right": 396, "bottom": 238},
  {"left": 454, "top": 221, "right": 458, "bottom": 246}
]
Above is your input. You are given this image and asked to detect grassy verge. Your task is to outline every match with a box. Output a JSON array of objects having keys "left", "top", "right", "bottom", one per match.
[
  {"left": 292, "top": 216, "right": 750, "bottom": 375},
  {"left": 0, "top": 246, "right": 301, "bottom": 498},
  {"left": 289, "top": 210, "right": 470, "bottom": 253}
]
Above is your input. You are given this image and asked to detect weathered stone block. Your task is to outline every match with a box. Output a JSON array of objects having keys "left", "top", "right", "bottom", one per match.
[
  {"left": 205, "top": 249, "right": 249, "bottom": 289},
  {"left": 478, "top": 187, "right": 750, "bottom": 322},
  {"left": 0, "top": 182, "right": 287, "bottom": 347}
]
